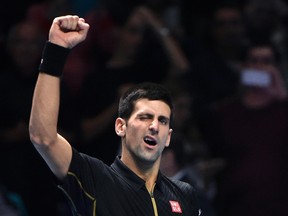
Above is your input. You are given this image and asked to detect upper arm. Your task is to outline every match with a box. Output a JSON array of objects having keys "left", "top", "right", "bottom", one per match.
[{"left": 33, "top": 133, "right": 73, "bottom": 180}]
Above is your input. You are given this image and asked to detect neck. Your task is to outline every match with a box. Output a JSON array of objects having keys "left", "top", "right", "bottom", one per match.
[{"left": 121, "top": 154, "right": 160, "bottom": 192}]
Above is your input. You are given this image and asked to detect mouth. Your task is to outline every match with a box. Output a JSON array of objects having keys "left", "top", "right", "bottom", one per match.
[{"left": 143, "top": 136, "right": 157, "bottom": 146}]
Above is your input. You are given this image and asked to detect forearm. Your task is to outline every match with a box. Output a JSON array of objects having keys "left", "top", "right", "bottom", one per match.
[
  {"left": 138, "top": 6, "right": 190, "bottom": 75},
  {"left": 158, "top": 33, "right": 190, "bottom": 74},
  {"left": 29, "top": 38, "right": 70, "bottom": 145},
  {"left": 29, "top": 73, "right": 61, "bottom": 146}
]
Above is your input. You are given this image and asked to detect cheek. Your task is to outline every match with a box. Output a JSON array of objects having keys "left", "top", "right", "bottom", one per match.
[{"left": 126, "top": 124, "right": 143, "bottom": 140}]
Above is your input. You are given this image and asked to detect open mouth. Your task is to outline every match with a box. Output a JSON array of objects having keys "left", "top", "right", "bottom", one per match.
[{"left": 143, "top": 136, "right": 157, "bottom": 146}]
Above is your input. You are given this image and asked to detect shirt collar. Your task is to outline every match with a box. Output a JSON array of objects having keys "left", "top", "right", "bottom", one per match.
[{"left": 110, "top": 156, "right": 165, "bottom": 192}]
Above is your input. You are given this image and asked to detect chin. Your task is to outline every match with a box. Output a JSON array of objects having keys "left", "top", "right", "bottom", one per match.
[{"left": 137, "top": 153, "right": 160, "bottom": 165}]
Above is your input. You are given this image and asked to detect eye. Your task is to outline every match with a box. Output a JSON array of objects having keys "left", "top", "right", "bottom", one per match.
[
  {"left": 159, "top": 118, "right": 169, "bottom": 125},
  {"left": 138, "top": 114, "right": 152, "bottom": 121}
]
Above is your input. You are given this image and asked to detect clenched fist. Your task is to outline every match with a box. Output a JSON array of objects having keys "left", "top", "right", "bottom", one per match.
[{"left": 48, "top": 15, "right": 90, "bottom": 49}]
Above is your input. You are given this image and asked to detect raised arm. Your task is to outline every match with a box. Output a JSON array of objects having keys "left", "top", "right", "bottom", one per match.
[
  {"left": 136, "top": 6, "right": 190, "bottom": 76},
  {"left": 29, "top": 15, "right": 89, "bottom": 179}
]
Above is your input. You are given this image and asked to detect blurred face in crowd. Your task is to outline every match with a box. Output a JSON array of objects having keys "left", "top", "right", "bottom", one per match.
[
  {"left": 241, "top": 45, "right": 287, "bottom": 103},
  {"left": 246, "top": 46, "right": 275, "bottom": 69},
  {"left": 7, "top": 21, "right": 45, "bottom": 75},
  {"left": 242, "top": 46, "right": 275, "bottom": 91},
  {"left": 160, "top": 148, "right": 178, "bottom": 177},
  {"left": 213, "top": 7, "right": 246, "bottom": 47},
  {"left": 173, "top": 93, "right": 193, "bottom": 131},
  {"left": 118, "top": 11, "right": 145, "bottom": 57},
  {"left": 244, "top": 0, "right": 282, "bottom": 33}
]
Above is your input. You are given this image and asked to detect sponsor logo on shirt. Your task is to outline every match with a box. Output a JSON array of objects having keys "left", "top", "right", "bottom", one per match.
[{"left": 169, "top": 200, "right": 182, "bottom": 213}]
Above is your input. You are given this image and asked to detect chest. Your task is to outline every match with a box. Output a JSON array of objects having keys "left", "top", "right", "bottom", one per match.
[{"left": 94, "top": 182, "right": 193, "bottom": 216}]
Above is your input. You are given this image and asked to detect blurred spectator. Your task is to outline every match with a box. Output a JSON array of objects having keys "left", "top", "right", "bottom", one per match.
[
  {"left": 201, "top": 43, "right": 288, "bottom": 216},
  {"left": 243, "top": 0, "right": 288, "bottom": 88},
  {"left": 184, "top": 3, "right": 250, "bottom": 125},
  {"left": 0, "top": 0, "right": 37, "bottom": 42},
  {"left": 143, "top": 0, "right": 186, "bottom": 41},
  {"left": 70, "top": 0, "right": 99, "bottom": 17},
  {"left": 61, "top": 1, "right": 189, "bottom": 96},
  {"left": 244, "top": 0, "right": 288, "bottom": 44},
  {"left": 60, "top": 0, "right": 141, "bottom": 96},
  {"left": 0, "top": 19, "right": 66, "bottom": 216},
  {"left": 160, "top": 135, "right": 225, "bottom": 216},
  {"left": 26, "top": 0, "right": 74, "bottom": 35},
  {"left": 0, "top": 185, "right": 28, "bottom": 216},
  {"left": 160, "top": 82, "right": 225, "bottom": 216}
]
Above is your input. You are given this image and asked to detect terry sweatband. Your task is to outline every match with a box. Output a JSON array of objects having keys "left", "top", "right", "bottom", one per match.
[{"left": 39, "top": 41, "right": 70, "bottom": 77}]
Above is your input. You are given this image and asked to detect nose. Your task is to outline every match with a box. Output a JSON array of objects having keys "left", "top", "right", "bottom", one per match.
[{"left": 149, "top": 119, "right": 159, "bottom": 135}]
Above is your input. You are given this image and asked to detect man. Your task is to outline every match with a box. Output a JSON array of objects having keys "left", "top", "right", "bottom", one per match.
[
  {"left": 201, "top": 43, "right": 288, "bottom": 216},
  {"left": 29, "top": 15, "right": 200, "bottom": 215}
]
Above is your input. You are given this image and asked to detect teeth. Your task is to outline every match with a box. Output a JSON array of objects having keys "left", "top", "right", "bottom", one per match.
[{"left": 144, "top": 137, "right": 156, "bottom": 145}]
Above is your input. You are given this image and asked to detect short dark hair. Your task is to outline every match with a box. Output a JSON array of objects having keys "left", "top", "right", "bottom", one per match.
[{"left": 118, "top": 82, "right": 174, "bottom": 123}]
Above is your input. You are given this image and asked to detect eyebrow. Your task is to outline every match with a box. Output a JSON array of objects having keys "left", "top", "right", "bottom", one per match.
[{"left": 137, "top": 112, "right": 170, "bottom": 121}]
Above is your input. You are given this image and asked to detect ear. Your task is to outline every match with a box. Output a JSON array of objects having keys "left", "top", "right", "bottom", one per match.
[
  {"left": 115, "top": 117, "right": 126, "bottom": 137},
  {"left": 165, "top": 128, "right": 173, "bottom": 147}
]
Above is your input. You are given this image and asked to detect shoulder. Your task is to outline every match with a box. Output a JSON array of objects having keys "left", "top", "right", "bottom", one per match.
[
  {"left": 160, "top": 175, "right": 201, "bottom": 215},
  {"left": 171, "top": 177, "right": 196, "bottom": 194},
  {"left": 68, "top": 148, "right": 111, "bottom": 179},
  {"left": 161, "top": 174, "right": 197, "bottom": 198},
  {"left": 59, "top": 148, "right": 114, "bottom": 192}
]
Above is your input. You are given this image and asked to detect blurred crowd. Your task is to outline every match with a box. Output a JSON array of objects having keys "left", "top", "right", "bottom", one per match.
[{"left": 1, "top": 0, "right": 288, "bottom": 215}]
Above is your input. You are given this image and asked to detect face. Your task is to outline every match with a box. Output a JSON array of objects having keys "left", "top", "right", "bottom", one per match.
[
  {"left": 241, "top": 46, "right": 286, "bottom": 100},
  {"left": 116, "top": 99, "right": 172, "bottom": 166},
  {"left": 8, "top": 22, "right": 44, "bottom": 75},
  {"left": 213, "top": 8, "right": 245, "bottom": 45},
  {"left": 160, "top": 149, "right": 178, "bottom": 177},
  {"left": 243, "top": 47, "right": 275, "bottom": 90},
  {"left": 173, "top": 94, "right": 192, "bottom": 131},
  {"left": 119, "top": 11, "right": 145, "bottom": 56},
  {"left": 246, "top": 47, "right": 275, "bottom": 69}
]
